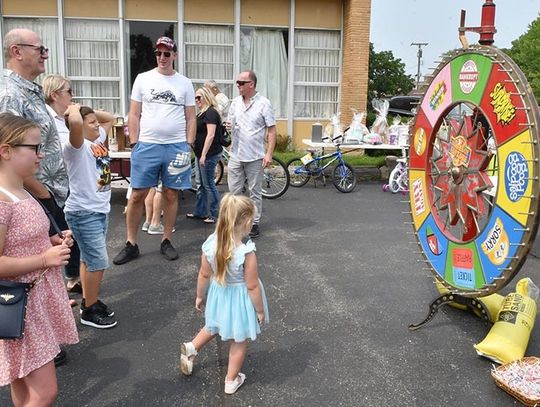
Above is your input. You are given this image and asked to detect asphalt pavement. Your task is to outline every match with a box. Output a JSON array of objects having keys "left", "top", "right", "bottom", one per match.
[{"left": 1, "top": 180, "right": 539, "bottom": 406}]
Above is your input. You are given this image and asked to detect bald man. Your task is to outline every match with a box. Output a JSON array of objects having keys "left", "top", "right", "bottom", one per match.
[{"left": 0, "top": 29, "right": 79, "bottom": 366}]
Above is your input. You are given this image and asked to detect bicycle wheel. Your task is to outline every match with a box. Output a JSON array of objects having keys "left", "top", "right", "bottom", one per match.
[
  {"left": 214, "top": 159, "right": 224, "bottom": 185},
  {"left": 332, "top": 162, "right": 356, "bottom": 193},
  {"left": 397, "top": 168, "right": 408, "bottom": 192},
  {"left": 262, "top": 156, "right": 290, "bottom": 199},
  {"left": 287, "top": 158, "right": 310, "bottom": 187},
  {"left": 388, "top": 166, "right": 402, "bottom": 193}
]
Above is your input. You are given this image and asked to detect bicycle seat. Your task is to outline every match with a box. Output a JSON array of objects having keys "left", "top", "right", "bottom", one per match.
[{"left": 397, "top": 158, "right": 408, "bottom": 164}]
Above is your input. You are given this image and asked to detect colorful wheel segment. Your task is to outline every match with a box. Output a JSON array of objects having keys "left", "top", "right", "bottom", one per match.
[{"left": 408, "top": 45, "right": 540, "bottom": 296}]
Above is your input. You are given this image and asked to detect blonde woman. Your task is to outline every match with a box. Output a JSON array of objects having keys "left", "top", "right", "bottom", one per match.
[{"left": 186, "top": 87, "right": 223, "bottom": 223}]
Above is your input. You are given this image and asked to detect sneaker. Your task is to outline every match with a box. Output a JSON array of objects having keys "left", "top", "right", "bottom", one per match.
[
  {"left": 113, "top": 241, "right": 140, "bottom": 265},
  {"left": 224, "top": 373, "right": 246, "bottom": 394},
  {"left": 249, "top": 224, "right": 260, "bottom": 238},
  {"left": 81, "top": 303, "right": 117, "bottom": 329},
  {"left": 180, "top": 342, "right": 198, "bottom": 376},
  {"left": 80, "top": 299, "right": 114, "bottom": 317},
  {"left": 141, "top": 221, "right": 150, "bottom": 231},
  {"left": 147, "top": 223, "right": 176, "bottom": 235},
  {"left": 160, "top": 238, "right": 179, "bottom": 260}
]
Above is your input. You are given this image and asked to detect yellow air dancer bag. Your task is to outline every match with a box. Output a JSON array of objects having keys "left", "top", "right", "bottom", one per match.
[
  {"left": 474, "top": 278, "right": 538, "bottom": 364},
  {"left": 435, "top": 280, "right": 504, "bottom": 322}
]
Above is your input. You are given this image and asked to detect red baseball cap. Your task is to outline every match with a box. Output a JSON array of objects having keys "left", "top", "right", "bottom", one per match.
[{"left": 155, "top": 37, "right": 177, "bottom": 52}]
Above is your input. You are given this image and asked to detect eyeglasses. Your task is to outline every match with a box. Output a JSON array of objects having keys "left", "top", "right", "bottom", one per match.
[
  {"left": 16, "top": 44, "right": 49, "bottom": 55},
  {"left": 236, "top": 80, "right": 253, "bottom": 86},
  {"left": 154, "top": 51, "right": 172, "bottom": 58},
  {"left": 61, "top": 88, "right": 73, "bottom": 96},
  {"left": 13, "top": 143, "right": 44, "bottom": 154},
  {"left": 195, "top": 96, "right": 202, "bottom": 101}
]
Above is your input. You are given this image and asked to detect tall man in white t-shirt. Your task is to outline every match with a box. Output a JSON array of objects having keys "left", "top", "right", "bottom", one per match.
[{"left": 113, "top": 37, "right": 196, "bottom": 264}]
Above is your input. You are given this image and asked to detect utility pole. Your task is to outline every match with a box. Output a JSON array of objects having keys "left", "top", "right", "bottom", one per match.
[{"left": 411, "top": 42, "right": 428, "bottom": 89}]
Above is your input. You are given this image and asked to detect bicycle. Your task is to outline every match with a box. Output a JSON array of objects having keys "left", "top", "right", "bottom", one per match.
[
  {"left": 190, "top": 148, "right": 290, "bottom": 199},
  {"left": 286, "top": 135, "right": 357, "bottom": 193},
  {"left": 382, "top": 157, "right": 408, "bottom": 194}
]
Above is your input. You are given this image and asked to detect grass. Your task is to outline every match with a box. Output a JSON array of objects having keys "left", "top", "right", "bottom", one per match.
[{"left": 273, "top": 150, "right": 389, "bottom": 167}]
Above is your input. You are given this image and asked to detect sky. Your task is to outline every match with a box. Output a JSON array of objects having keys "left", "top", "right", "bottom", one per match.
[{"left": 370, "top": 0, "right": 540, "bottom": 80}]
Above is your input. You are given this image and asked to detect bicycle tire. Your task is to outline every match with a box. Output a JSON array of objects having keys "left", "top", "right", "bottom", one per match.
[
  {"left": 262, "top": 156, "right": 290, "bottom": 199},
  {"left": 332, "top": 162, "right": 356, "bottom": 193},
  {"left": 287, "top": 158, "right": 311, "bottom": 187}
]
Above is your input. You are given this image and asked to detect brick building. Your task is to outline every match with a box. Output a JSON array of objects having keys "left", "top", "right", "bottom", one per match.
[{"left": 0, "top": 0, "right": 371, "bottom": 147}]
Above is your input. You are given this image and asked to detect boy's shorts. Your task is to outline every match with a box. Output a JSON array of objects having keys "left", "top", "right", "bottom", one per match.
[
  {"left": 130, "top": 142, "right": 192, "bottom": 190},
  {"left": 65, "top": 210, "right": 109, "bottom": 272}
]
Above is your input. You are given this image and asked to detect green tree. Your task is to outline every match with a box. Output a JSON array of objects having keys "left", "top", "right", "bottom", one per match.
[
  {"left": 506, "top": 15, "right": 540, "bottom": 101},
  {"left": 368, "top": 43, "right": 415, "bottom": 107}
]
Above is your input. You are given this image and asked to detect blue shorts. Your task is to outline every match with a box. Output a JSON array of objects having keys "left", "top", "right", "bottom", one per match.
[
  {"left": 130, "top": 142, "right": 192, "bottom": 190},
  {"left": 65, "top": 210, "right": 109, "bottom": 272}
]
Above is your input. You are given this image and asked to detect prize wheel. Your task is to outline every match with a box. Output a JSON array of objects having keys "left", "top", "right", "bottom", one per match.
[{"left": 409, "top": 45, "right": 540, "bottom": 297}]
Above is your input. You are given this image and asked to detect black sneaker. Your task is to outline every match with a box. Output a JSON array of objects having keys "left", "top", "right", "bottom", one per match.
[
  {"left": 80, "top": 299, "right": 114, "bottom": 317},
  {"left": 81, "top": 303, "right": 117, "bottom": 329},
  {"left": 249, "top": 224, "right": 260, "bottom": 238},
  {"left": 113, "top": 241, "right": 139, "bottom": 265},
  {"left": 160, "top": 238, "right": 179, "bottom": 260}
]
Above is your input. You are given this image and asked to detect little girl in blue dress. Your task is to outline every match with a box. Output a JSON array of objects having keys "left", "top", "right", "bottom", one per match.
[{"left": 180, "top": 193, "right": 269, "bottom": 394}]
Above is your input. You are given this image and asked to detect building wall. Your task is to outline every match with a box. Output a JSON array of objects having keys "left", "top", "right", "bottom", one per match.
[{"left": 1, "top": 0, "right": 371, "bottom": 149}]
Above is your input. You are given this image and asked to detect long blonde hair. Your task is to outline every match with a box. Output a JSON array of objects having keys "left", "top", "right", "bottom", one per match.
[{"left": 214, "top": 194, "right": 256, "bottom": 285}]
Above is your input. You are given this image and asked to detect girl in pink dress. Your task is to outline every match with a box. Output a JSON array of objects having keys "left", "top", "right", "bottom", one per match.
[{"left": 0, "top": 113, "right": 79, "bottom": 406}]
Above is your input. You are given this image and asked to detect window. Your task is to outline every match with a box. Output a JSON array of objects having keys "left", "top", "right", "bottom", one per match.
[
  {"left": 240, "top": 27, "right": 288, "bottom": 118},
  {"left": 129, "top": 21, "right": 175, "bottom": 87},
  {"left": 184, "top": 24, "right": 234, "bottom": 98},
  {"left": 294, "top": 29, "right": 341, "bottom": 119},
  {"left": 64, "top": 19, "right": 121, "bottom": 114},
  {"left": 3, "top": 18, "right": 59, "bottom": 83}
]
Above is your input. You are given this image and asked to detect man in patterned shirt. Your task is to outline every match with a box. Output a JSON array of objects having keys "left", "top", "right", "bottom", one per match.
[
  {"left": 226, "top": 70, "right": 276, "bottom": 238},
  {"left": 0, "top": 30, "right": 80, "bottom": 359}
]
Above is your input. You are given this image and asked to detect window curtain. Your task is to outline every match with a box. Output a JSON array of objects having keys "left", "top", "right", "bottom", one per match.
[
  {"left": 185, "top": 24, "right": 234, "bottom": 98},
  {"left": 65, "top": 19, "right": 120, "bottom": 114},
  {"left": 3, "top": 18, "right": 59, "bottom": 83},
  {"left": 240, "top": 28, "right": 288, "bottom": 118},
  {"left": 294, "top": 29, "right": 340, "bottom": 118}
]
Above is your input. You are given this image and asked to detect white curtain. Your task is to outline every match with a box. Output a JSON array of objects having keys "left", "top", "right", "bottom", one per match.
[
  {"left": 185, "top": 24, "right": 234, "bottom": 98},
  {"left": 240, "top": 28, "right": 288, "bottom": 118},
  {"left": 3, "top": 18, "right": 59, "bottom": 83},
  {"left": 64, "top": 19, "right": 120, "bottom": 114},
  {"left": 294, "top": 29, "right": 340, "bottom": 119}
]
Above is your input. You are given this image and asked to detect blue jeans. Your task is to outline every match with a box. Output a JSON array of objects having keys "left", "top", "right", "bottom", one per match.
[{"left": 194, "top": 153, "right": 221, "bottom": 219}]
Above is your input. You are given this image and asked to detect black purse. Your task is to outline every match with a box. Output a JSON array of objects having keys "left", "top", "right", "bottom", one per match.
[{"left": 0, "top": 191, "right": 64, "bottom": 340}]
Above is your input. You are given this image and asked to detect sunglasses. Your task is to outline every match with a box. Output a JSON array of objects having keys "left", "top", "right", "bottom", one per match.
[
  {"left": 154, "top": 51, "right": 172, "bottom": 58},
  {"left": 16, "top": 43, "right": 49, "bottom": 55},
  {"left": 195, "top": 96, "right": 202, "bottom": 101},
  {"left": 62, "top": 88, "right": 73, "bottom": 96},
  {"left": 13, "top": 143, "right": 44, "bottom": 155},
  {"left": 236, "top": 80, "right": 253, "bottom": 86}
]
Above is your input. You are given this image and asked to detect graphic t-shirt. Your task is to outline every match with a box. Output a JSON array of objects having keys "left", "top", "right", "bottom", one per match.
[
  {"left": 63, "top": 128, "right": 111, "bottom": 213},
  {"left": 131, "top": 69, "right": 195, "bottom": 144}
]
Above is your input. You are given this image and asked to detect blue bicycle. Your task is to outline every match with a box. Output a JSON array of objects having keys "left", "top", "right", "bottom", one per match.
[{"left": 287, "top": 136, "right": 357, "bottom": 193}]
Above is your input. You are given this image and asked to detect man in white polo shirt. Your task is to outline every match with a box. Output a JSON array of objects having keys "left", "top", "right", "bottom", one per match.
[
  {"left": 113, "top": 36, "right": 196, "bottom": 264},
  {"left": 227, "top": 70, "right": 276, "bottom": 238}
]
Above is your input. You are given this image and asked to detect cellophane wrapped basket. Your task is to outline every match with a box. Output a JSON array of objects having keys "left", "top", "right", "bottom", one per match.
[{"left": 491, "top": 356, "right": 540, "bottom": 406}]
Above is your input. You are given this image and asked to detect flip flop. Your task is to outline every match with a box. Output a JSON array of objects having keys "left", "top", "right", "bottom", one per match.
[{"left": 203, "top": 217, "right": 216, "bottom": 224}]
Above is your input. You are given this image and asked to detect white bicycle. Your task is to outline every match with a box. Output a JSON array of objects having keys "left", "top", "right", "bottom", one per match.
[{"left": 383, "top": 157, "right": 409, "bottom": 194}]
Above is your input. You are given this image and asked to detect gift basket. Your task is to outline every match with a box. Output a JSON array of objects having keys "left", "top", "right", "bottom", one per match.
[{"left": 491, "top": 357, "right": 540, "bottom": 406}]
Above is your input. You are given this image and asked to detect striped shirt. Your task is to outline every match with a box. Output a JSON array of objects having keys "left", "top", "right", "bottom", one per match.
[{"left": 227, "top": 93, "right": 275, "bottom": 162}]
